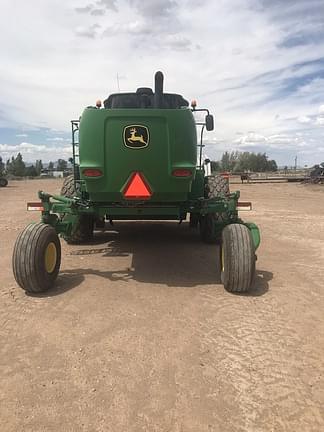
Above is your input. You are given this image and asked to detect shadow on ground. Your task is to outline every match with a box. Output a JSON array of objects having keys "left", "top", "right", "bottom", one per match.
[
  {"left": 0, "top": 184, "right": 17, "bottom": 189},
  {"left": 34, "top": 221, "right": 272, "bottom": 297},
  {"left": 238, "top": 270, "right": 272, "bottom": 297}
]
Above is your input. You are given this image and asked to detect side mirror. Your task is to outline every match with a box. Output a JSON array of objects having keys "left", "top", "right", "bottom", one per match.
[{"left": 205, "top": 114, "right": 214, "bottom": 131}]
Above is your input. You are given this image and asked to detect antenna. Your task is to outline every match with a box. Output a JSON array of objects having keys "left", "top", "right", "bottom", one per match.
[{"left": 117, "top": 73, "right": 120, "bottom": 92}]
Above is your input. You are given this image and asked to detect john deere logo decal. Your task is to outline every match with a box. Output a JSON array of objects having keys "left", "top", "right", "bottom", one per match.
[{"left": 124, "top": 125, "right": 149, "bottom": 149}]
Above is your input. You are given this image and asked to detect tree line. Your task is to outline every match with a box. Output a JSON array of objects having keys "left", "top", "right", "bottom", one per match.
[
  {"left": 0, "top": 150, "right": 278, "bottom": 178},
  {"left": 210, "top": 151, "right": 278, "bottom": 173},
  {"left": 0, "top": 154, "right": 68, "bottom": 177}
]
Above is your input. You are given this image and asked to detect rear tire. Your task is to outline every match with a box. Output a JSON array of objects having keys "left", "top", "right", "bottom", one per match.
[
  {"left": 199, "top": 214, "right": 219, "bottom": 243},
  {"left": 189, "top": 213, "right": 199, "bottom": 228},
  {"left": 60, "top": 175, "right": 94, "bottom": 244},
  {"left": 205, "top": 175, "right": 229, "bottom": 198},
  {"left": 220, "top": 224, "right": 255, "bottom": 293},
  {"left": 61, "top": 175, "right": 78, "bottom": 198},
  {"left": 65, "top": 215, "right": 94, "bottom": 244},
  {"left": 200, "top": 175, "right": 230, "bottom": 243},
  {"left": 0, "top": 178, "right": 8, "bottom": 187},
  {"left": 12, "top": 223, "right": 61, "bottom": 293}
]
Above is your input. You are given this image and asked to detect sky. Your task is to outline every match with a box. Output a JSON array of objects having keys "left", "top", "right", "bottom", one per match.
[{"left": 1, "top": 0, "right": 324, "bottom": 166}]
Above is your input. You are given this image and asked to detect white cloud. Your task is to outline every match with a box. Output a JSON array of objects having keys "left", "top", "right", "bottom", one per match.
[
  {"left": 91, "top": 8, "right": 106, "bottom": 16},
  {"left": 75, "top": 24, "right": 100, "bottom": 38},
  {"left": 0, "top": 143, "right": 45, "bottom": 152},
  {"left": 298, "top": 116, "right": 311, "bottom": 124},
  {"left": 235, "top": 132, "right": 267, "bottom": 146},
  {"left": 315, "top": 104, "right": 324, "bottom": 125},
  {"left": 232, "top": 132, "right": 309, "bottom": 152},
  {"left": 97, "top": 0, "right": 118, "bottom": 11},
  {"left": 0, "top": 142, "right": 72, "bottom": 162},
  {"left": 1, "top": 0, "right": 324, "bottom": 166},
  {"left": 75, "top": 5, "right": 92, "bottom": 13},
  {"left": 46, "top": 137, "right": 67, "bottom": 142}
]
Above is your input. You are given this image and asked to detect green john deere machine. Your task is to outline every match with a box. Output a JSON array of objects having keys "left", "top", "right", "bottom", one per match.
[{"left": 12, "top": 71, "right": 260, "bottom": 294}]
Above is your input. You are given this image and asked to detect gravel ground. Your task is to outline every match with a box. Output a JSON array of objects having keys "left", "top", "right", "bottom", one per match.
[{"left": 0, "top": 179, "right": 324, "bottom": 432}]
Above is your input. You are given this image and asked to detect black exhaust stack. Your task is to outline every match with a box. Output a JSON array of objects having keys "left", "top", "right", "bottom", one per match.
[{"left": 154, "top": 71, "right": 164, "bottom": 108}]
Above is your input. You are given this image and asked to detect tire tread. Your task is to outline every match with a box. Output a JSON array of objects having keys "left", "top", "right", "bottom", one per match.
[
  {"left": 60, "top": 176, "right": 94, "bottom": 244},
  {"left": 221, "top": 223, "right": 255, "bottom": 293},
  {"left": 12, "top": 223, "right": 61, "bottom": 293},
  {"left": 200, "top": 175, "right": 230, "bottom": 243}
]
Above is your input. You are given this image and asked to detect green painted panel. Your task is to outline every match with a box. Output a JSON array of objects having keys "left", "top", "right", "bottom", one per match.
[
  {"left": 79, "top": 108, "right": 197, "bottom": 202},
  {"left": 245, "top": 222, "right": 261, "bottom": 250}
]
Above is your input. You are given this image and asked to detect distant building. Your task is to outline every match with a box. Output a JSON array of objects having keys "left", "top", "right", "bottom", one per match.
[
  {"left": 40, "top": 169, "right": 64, "bottom": 178},
  {"left": 52, "top": 171, "right": 64, "bottom": 178}
]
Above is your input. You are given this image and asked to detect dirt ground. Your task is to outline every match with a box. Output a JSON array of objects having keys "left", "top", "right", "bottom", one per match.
[{"left": 0, "top": 179, "right": 323, "bottom": 432}]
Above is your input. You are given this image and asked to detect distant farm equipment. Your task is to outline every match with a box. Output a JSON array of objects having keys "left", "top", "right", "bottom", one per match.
[
  {"left": 0, "top": 177, "right": 8, "bottom": 187},
  {"left": 302, "top": 165, "right": 324, "bottom": 184}
]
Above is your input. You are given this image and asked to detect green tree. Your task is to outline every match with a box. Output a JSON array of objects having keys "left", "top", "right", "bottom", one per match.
[
  {"left": 48, "top": 161, "right": 54, "bottom": 170},
  {"left": 25, "top": 165, "right": 38, "bottom": 177},
  {"left": 221, "top": 151, "right": 231, "bottom": 171},
  {"left": 267, "top": 159, "right": 278, "bottom": 172},
  {"left": 35, "top": 159, "right": 43, "bottom": 176},
  {"left": 6, "top": 157, "right": 14, "bottom": 174},
  {"left": 211, "top": 160, "right": 221, "bottom": 172},
  {"left": 258, "top": 153, "right": 269, "bottom": 172},
  {"left": 233, "top": 152, "right": 251, "bottom": 172},
  {"left": 57, "top": 159, "right": 67, "bottom": 171},
  {"left": 14, "top": 153, "right": 26, "bottom": 176},
  {"left": 0, "top": 156, "right": 5, "bottom": 176},
  {"left": 219, "top": 151, "right": 278, "bottom": 173},
  {"left": 249, "top": 153, "right": 259, "bottom": 172},
  {"left": 221, "top": 151, "right": 238, "bottom": 171},
  {"left": 7, "top": 153, "right": 26, "bottom": 176}
]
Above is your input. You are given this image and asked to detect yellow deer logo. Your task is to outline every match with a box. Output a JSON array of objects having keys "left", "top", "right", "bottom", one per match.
[
  {"left": 127, "top": 127, "right": 148, "bottom": 146},
  {"left": 124, "top": 125, "right": 149, "bottom": 149}
]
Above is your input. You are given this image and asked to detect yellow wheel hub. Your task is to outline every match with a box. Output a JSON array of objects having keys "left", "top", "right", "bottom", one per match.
[{"left": 45, "top": 242, "right": 57, "bottom": 273}]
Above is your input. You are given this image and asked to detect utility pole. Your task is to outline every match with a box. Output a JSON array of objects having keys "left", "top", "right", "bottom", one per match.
[{"left": 294, "top": 155, "right": 297, "bottom": 171}]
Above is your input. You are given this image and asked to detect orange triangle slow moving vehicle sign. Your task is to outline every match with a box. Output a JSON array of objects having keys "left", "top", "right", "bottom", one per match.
[{"left": 123, "top": 172, "right": 152, "bottom": 199}]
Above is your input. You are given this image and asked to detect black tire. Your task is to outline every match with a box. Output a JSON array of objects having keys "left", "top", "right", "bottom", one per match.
[
  {"left": 61, "top": 174, "right": 78, "bottom": 198},
  {"left": 12, "top": 223, "right": 61, "bottom": 293},
  {"left": 189, "top": 213, "right": 199, "bottom": 228},
  {"left": 205, "top": 175, "right": 230, "bottom": 198},
  {"left": 199, "top": 214, "right": 219, "bottom": 243},
  {"left": 60, "top": 175, "right": 94, "bottom": 244},
  {"left": 220, "top": 224, "right": 255, "bottom": 293},
  {"left": 65, "top": 215, "right": 94, "bottom": 244},
  {"left": 199, "top": 175, "right": 230, "bottom": 243},
  {"left": 0, "top": 178, "right": 8, "bottom": 187}
]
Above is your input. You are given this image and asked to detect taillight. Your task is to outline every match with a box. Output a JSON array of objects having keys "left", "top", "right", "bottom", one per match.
[
  {"left": 82, "top": 168, "right": 103, "bottom": 177},
  {"left": 172, "top": 169, "right": 192, "bottom": 177},
  {"left": 27, "top": 202, "right": 44, "bottom": 211},
  {"left": 237, "top": 202, "right": 252, "bottom": 211}
]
